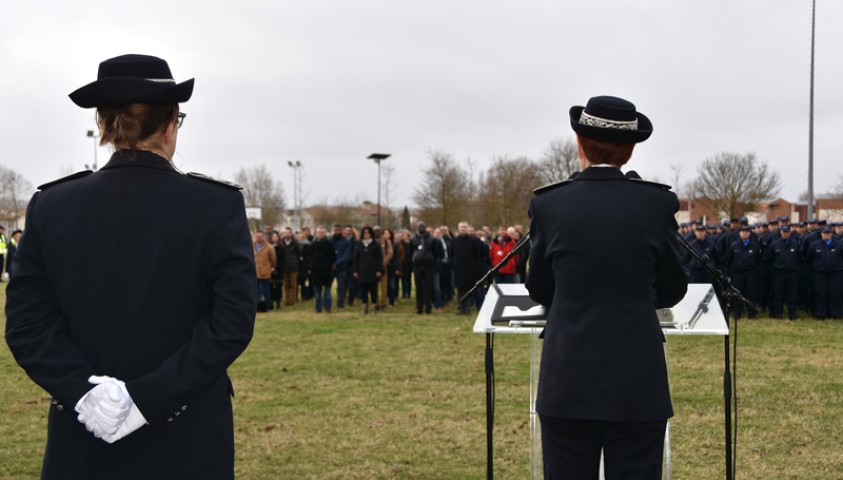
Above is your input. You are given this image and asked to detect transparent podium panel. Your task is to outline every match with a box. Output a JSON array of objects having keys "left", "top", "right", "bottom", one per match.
[
  {"left": 530, "top": 333, "right": 542, "bottom": 479},
  {"left": 473, "top": 284, "right": 728, "bottom": 480}
]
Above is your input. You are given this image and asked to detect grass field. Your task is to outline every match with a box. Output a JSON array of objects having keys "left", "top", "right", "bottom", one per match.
[{"left": 2, "top": 287, "right": 842, "bottom": 479}]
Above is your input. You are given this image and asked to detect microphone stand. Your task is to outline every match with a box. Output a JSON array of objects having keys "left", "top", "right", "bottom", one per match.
[
  {"left": 674, "top": 232, "right": 758, "bottom": 480},
  {"left": 461, "top": 232, "right": 531, "bottom": 480}
]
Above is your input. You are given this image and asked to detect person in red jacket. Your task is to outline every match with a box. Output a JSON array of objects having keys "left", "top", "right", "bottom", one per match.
[{"left": 490, "top": 226, "right": 519, "bottom": 283}]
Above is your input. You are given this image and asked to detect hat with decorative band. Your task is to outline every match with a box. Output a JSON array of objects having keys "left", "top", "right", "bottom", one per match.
[
  {"left": 570, "top": 95, "right": 652, "bottom": 144},
  {"left": 70, "top": 54, "right": 194, "bottom": 108}
]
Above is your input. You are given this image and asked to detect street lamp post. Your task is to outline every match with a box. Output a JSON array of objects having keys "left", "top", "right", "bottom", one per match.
[
  {"left": 86, "top": 129, "right": 99, "bottom": 171},
  {"left": 367, "top": 153, "right": 391, "bottom": 226},
  {"left": 807, "top": 0, "right": 817, "bottom": 220},
  {"left": 287, "top": 160, "right": 302, "bottom": 229}
]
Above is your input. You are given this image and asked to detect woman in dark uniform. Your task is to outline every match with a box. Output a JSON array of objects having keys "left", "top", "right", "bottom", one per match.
[
  {"left": 527, "top": 96, "right": 688, "bottom": 479},
  {"left": 5, "top": 54, "right": 256, "bottom": 480}
]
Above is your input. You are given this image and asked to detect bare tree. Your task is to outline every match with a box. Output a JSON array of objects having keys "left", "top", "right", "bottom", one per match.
[
  {"left": 832, "top": 175, "right": 843, "bottom": 199},
  {"left": 234, "top": 164, "right": 285, "bottom": 231},
  {"left": 0, "top": 165, "right": 34, "bottom": 228},
  {"left": 479, "top": 156, "right": 542, "bottom": 227},
  {"left": 412, "top": 150, "right": 472, "bottom": 226},
  {"left": 692, "top": 152, "right": 782, "bottom": 219},
  {"left": 381, "top": 162, "right": 398, "bottom": 228},
  {"left": 536, "top": 137, "right": 579, "bottom": 186},
  {"left": 668, "top": 162, "right": 696, "bottom": 199}
]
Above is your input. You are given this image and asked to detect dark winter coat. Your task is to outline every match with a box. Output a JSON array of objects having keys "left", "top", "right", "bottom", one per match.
[
  {"left": 451, "top": 234, "right": 485, "bottom": 288},
  {"left": 309, "top": 237, "right": 337, "bottom": 286},
  {"left": 354, "top": 240, "right": 383, "bottom": 284},
  {"left": 280, "top": 238, "right": 300, "bottom": 273}
]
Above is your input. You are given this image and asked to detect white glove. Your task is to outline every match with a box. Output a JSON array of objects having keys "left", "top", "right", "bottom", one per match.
[
  {"left": 101, "top": 401, "right": 147, "bottom": 444},
  {"left": 75, "top": 375, "right": 131, "bottom": 438},
  {"left": 75, "top": 375, "right": 147, "bottom": 443}
]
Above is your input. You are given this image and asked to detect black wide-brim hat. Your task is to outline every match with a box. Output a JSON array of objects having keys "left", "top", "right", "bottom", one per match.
[
  {"left": 69, "top": 54, "right": 194, "bottom": 108},
  {"left": 570, "top": 95, "right": 652, "bottom": 143}
]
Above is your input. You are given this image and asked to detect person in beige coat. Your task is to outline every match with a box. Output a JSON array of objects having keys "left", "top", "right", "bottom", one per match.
[
  {"left": 377, "top": 229, "right": 394, "bottom": 309},
  {"left": 254, "top": 232, "right": 277, "bottom": 312}
]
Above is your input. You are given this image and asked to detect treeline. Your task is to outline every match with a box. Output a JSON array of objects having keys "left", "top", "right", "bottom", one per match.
[{"left": 410, "top": 138, "right": 579, "bottom": 228}]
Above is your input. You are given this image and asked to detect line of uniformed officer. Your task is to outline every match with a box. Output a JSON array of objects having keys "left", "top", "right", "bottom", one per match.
[{"left": 679, "top": 217, "right": 843, "bottom": 320}]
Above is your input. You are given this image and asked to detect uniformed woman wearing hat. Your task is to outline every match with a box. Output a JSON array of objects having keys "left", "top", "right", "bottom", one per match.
[
  {"left": 5, "top": 54, "right": 257, "bottom": 480},
  {"left": 526, "top": 96, "right": 688, "bottom": 479}
]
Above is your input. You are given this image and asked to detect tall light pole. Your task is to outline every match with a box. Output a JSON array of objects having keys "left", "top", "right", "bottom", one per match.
[
  {"left": 287, "top": 160, "right": 302, "bottom": 229},
  {"left": 367, "top": 153, "right": 391, "bottom": 226},
  {"left": 86, "top": 129, "right": 99, "bottom": 171},
  {"left": 807, "top": 0, "right": 817, "bottom": 220}
]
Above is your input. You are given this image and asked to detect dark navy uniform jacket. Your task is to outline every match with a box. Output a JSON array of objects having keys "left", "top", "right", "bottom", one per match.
[
  {"left": 684, "top": 236, "right": 719, "bottom": 271},
  {"left": 5, "top": 150, "right": 256, "bottom": 480},
  {"left": 767, "top": 237, "right": 801, "bottom": 271},
  {"left": 526, "top": 166, "right": 688, "bottom": 422},
  {"left": 807, "top": 239, "right": 843, "bottom": 272},
  {"left": 725, "top": 239, "right": 762, "bottom": 272}
]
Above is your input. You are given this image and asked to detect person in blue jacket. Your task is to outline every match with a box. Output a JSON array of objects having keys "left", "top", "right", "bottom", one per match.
[
  {"left": 724, "top": 226, "right": 762, "bottom": 319},
  {"left": 806, "top": 226, "right": 843, "bottom": 319},
  {"left": 331, "top": 224, "right": 352, "bottom": 309},
  {"left": 766, "top": 225, "right": 801, "bottom": 319}
]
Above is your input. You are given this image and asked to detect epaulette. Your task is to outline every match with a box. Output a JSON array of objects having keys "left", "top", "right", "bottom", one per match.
[
  {"left": 627, "top": 177, "right": 673, "bottom": 191},
  {"left": 533, "top": 179, "right": 574, "bottom": 195},
  {"left": 624, "top": 170, "right": 672, "bottom": 191},
  {"left": 187, "top": 172, "right": 242, "bottom": 190},
  {"left": 38, "top": 170, "right": 93, "bottom": 190}
]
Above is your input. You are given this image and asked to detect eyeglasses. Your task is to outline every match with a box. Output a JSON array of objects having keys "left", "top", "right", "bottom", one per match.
[{"left": 176, "top": 112, "right": 187, "bottom": 129}]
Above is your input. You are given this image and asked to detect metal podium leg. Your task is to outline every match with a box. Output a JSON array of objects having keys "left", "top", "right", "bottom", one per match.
[
  {"left": 664, "top": 421, "right": 672, "bottom": 480},
  {"left": 530, "top": 333, "right": 542, "bottom": 480}
]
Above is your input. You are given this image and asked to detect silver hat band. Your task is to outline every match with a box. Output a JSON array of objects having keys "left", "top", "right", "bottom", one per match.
[
  {"left": 145, "top": 78, "right": 176, "bottom": 84},
  {"left": 579, "top": 111, "right": 639, "bottom": 130}
]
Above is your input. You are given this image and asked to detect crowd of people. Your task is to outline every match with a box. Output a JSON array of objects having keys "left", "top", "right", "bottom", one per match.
[
  {"left": 252, "top": 221, "right": 530, "bottom": 316},
  {"left": 680, "top": 216, "right": 843, "bottom": 320},
  {"left": 252, "top": 212, "right": 843, "bottom": 321}
]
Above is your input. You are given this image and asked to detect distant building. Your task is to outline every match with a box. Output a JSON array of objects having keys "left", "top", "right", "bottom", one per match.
[
  {"left": 274, "top": 202, "right": 410, "bottom": 231},
  {"left": 677, "top": 195, "right": 843, "bottom": 225}
]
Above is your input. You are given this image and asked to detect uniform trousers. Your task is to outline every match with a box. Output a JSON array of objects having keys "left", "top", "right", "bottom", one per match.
[
  {"left": 540, "top": 415, "right": 667, "bottom": 480},
  {"left": 731, "top": 270, "right": 757, "bottom": 319},
  {"left": 812, "top": 271, "right": 843, "bottom": 319},
  {"left": 771, "top": 269, "right": 799, "bottom": 319}
]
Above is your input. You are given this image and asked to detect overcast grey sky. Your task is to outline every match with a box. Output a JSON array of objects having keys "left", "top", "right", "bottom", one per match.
[{"left": 2, "top": 0, "right": 841, "bottom": 212}]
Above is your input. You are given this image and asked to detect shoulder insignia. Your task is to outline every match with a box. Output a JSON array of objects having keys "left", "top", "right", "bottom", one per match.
[
  {"left": 533, "top": 179, "right": 574, "bottom": 195},
  {"left": 38, "top": 170, "right": 93, "bottom": 190},
  {"left": 628, "top": 177, "right": 673, "bottom": 191},
  {"left": 624, "top": 170, "right": 672, "bottom": 191},
  {"left": 187, "top": 172, "right": 242, "bottom": 190}
]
